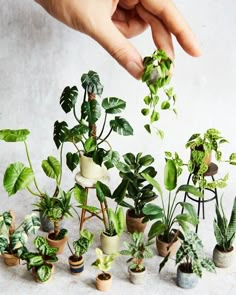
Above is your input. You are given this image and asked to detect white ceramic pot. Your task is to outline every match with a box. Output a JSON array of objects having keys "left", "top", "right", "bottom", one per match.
[
  {"left": 100, "top": 232, "right": 120, "bottom": 254},
  {"left": 80, "top": 154, "right": 107, "bottom": 179},
  {"left": 176, "top": 265, "right": 199, "bottom": 289},
  {"left": 128, "top": 266, "right": 147, "bottom": 285},
  {"left": 213, "top": 245, "right": 234, "bottom": 268}
]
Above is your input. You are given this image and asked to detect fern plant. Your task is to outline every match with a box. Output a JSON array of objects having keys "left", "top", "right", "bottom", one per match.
[
  {"left": 120, "top": 232, "right": 153, "bottom": 272},
  {"left": 213, "top": 196, "right": 236, "bottom": 252}
]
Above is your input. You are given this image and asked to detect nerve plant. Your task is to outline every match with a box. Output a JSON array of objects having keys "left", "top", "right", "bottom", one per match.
[
  {"left": 54, "top": 70, "right": 133, "bottom": 172},
  {"left": 141, "top": 49, "right": 176, "bottom": 138},
  {"left": 120, "top": 231, "right": 153, "bottom": 272},
  {"left": 213, "top": 196, "right": 236, "bottom": 252},
  {"left": 0, "top": 211, "right": 40, "bottom": 257}
]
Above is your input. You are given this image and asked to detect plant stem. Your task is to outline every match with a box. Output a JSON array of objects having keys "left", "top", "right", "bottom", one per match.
[
  {"left": 26, "top": 186, "right": 42, "bottom": 197},
  {"left": 97, "top": 113, "right": 107, "bottom": 139},
  {"left": 58, "top": 143, "right": 63, "bottom": 186},
  {"left": 73, "top": 106, "right": 80, "bottom": 124},
  {"left": 54, "top": 221, "right": 60, "bottom": 237},
  {"left": 98, "top": 128, "right": 112, "bottom": 146},
  {"left": 67, "top": 241, "right": 74, "bottom": 256},
  {"left": 24, "top": 141, "right": 43, "bottom": 196}
]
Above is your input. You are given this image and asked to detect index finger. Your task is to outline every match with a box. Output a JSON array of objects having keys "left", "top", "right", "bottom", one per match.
[{"left": 141, "top": 0, "right": 202, "bottom": 56}]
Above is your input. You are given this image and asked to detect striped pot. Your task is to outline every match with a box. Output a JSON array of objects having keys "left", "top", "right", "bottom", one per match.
[{"left": 68, "top": 255, "right": 84, "bottom": 275}]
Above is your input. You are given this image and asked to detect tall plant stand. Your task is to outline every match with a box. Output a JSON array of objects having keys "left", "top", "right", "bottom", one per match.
[
  {"left": 182, "top": 163, "right": 219, "bottom": 233},
  {"left": 75, "top": 172, "right": 110, "bottom": 230}
]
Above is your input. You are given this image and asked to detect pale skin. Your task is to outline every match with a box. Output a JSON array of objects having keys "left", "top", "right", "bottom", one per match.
[{"left": 35, "top": 0, "right": 201, "bottom": 79}]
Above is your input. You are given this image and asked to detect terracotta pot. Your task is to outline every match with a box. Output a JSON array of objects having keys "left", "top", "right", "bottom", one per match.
[
  {"left": 128, "top": 266, "right": 147, "bottom": 285},
  {"left": 100, "top": 232, "right": 120, "bottom": 255},
  {"left": 32, "top": 263, "right": 54, "bottom": 283},
  {"left": 213, "top": 245, "right": 234, "bottom": 268},
  {"left": 176, "top": 264, "right": 199, "bottom": 289},
  {"left": 80, "top": 154, "right": 107, "bottom": 179},
  {"left": 96, "top": 273, "right": 112, "bottom": 291},
  {"left": 68, "top": 255, "right": 84, "bottom": 275},
  {"left": 46, "top": 232, "right": 68, "bottom": 254},
  {"left": 156, "top": 235, "right": 180, "bottom": 257},
  {"left": 2, "top": 253, "right": 20, "bottom": 266},
  {"left": 126, "top": 209, "right": 147, "bottom": 234}
]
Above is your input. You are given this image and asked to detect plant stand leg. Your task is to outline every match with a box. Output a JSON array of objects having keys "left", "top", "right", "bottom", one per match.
[{"left": 79, "top": 187, "right": 88, "bottom": 231}]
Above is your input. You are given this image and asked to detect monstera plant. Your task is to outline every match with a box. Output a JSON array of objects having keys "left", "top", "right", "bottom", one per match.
[{"left": 53, "top": 70, "right": 133, "bottom": 177}]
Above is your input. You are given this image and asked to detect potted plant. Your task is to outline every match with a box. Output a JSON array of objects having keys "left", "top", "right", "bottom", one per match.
[
  {"left": 21, "top": 236, "right": 58, "bottom": 283},
  {"left": 213, "top": 196, "right": 236, "bottom": 268},
  {"left": 185, "top": 128, "right": 233, "bottom": 189},
  {"left": 54, "top": 70, "right": 133, "bottom": 179},
  {"left": 120, "top": 231, "right": 153, "bottom": 285},
  {"left": 91, "top": 248, "right": 118, "bottom": 292},
  {"left": 160, "top": 231, "right": 215, "bottom": 289},
  {"left": 0, "top": 211, "right": 40, "bottom": 266},
  {"left": 142, "top": 156, "right": 201, "bottom": 257},
  {"left": 67, "top": 229, "right": 94, "bottom": 275},
  {"left": 116, "top": 152, "right": 157, "bottom": 233},
  {"left": 141, "top": 49, "right": 176, "bottom": 138},
  {"left": 34, "top": 190, "right": 73, "bottom": 254}
]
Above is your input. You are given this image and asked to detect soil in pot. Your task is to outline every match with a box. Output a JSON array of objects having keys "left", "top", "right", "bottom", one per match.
[
  {"left": 100, "top": 232, "right": 120, "bottom": 255},
  {"left": 2, "top": 253, "right": 20, "bottom": 266},
  {"left": 46, "top": 232, "right": 68, "bottom": 254},
  {"left": 213, "top": 245, "right": 234, "bottom": 268},
  {"left": 96, "top": 272, "right": 112, "bottom": 291},
  {"left": 128, "top": 266, "right": 147, "bottom": 285},
  {"left": 156, "top": 234, "right": 180, "bottom": 257},
  {"left": 176, "top": 263, "right": 199, "bottom": 289},
  {"left": 126, "top": 209, "right": 147, "bottom": 234},
  {"left": 68, "top": 255, "right": 84, "bottom": 275}
]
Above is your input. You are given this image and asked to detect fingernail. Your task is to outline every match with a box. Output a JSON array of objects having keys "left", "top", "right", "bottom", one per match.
[{"left": 126, "top": 61, "right": 143, "bottom": 80}]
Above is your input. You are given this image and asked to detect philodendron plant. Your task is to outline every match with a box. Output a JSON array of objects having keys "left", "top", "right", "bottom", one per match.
[
  {"left": 141, "top": 49, "right": 176, "bottom": 138},
  {"left": 0, "top": 211, "right": 40, "bottom": 258},
  {"left": 54, "top": 70, "right": 133, "bottom": 172},
  {"left": 142, "top": 157, "right": 202, "bottom": 243}
]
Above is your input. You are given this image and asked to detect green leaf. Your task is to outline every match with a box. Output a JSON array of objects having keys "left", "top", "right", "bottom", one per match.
[
  {"left": 110, "top": 116, "right": 133, "bottom": 136},
  {"left": 179, "top": 202, "right": 199, "bottom": 226},
  {"left": 11, "top": 231, "right": 28, "bottom": 250},
  {"left": 41, "top": 156, "right": 61, "bottom": 180},
  {"left": 0, "top": 236, "right": 8, "bottom": 254},
  {"left": 141, "top": 108, "right": 150, "bottom": 116},
  {"left": 151, "top": 110, "right": 160, "bottom": 122},
  {"left": 112, "top": 178, "right": 129, "bottom": 204},
  {"left": 81, "top": 100, "right": 101, "bottom": 124},
  {"left": 3, "top": 162, "right": 34, "bottom": 196},
  {"left": 23, "top": 213, "right": 40, "bottom": 235},
  {"left": 164, "top": 159, "right": 177, "bottom": 191},
  {"left": 96, "top": 181, "right": 111, "bottom": 203},
  {"left": 227, "top": 196, "right": 236, "bottom": 242},
  {"left": 66, "top": 152, "right": 79, "bottom": 172},
  {"left": 144, "top": 124, "right": 151, "bottom": 134},
  {"left": 37, "top": 264, "right": 52, "bottom": 282},
  {"left": 53, "top": 121, "right": 68, "bottom": 149},
  {"left": 0, "top": 129, "right": 30, "bottom": 142},
  {"left": 139, "top": 154, "right": 154, "bottom": 166},
  {"left": 142, "top": 203, "right": 163, "bottom": 216},
  {"left": 103, "top": 150, "right": 120, "bottom": 169},
  {"left": 142, "top": 173, "right": 163, "bottom": 198},
  {"left": 102, "top": 97, "right": 126, "bottom": 114},
  {"left": 148, "top": 221, "right": 167, "bottom": 240},
  {"left": 161, "top": 101, "right": 171, "bottom": 110},
  {"left": 81, "top": 70, "right": 103, "bottom": 95},
  {"left": 176, "top": 185, "right": 203, "bottom": 198},
  {"left": 60, "top": 86, "right": 78, "bottom": 113},
  {"left": 84, "top": 137, "right": 97, "bottom": 153},
  {"left": 73, "top": 184, "right": 87, "bottom": 205}
]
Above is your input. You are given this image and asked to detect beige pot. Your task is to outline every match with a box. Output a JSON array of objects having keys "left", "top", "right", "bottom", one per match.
[
  {"left": 2, "top": 253, "right": 20, "bottom": 266},
  {"left": 213, "top": 245, "right": 234, "bottom": 268},
  {"left": 80, "top": 154, "right": 107, "bottom": 179},
  {"left": 96, "top": 273, "right": 112, "bottom": 291},
  {"left": 126, "top": 209, "right": 147, "bottom": 234},
  {"left": 156, "top": 235, "right": 180, "bottom": 257},
  {"left": 128, "top": 266, "right": 147, "bottom": 285},
  {"left": 46, "top": 233, "right": 68, "bottom": 254},
  {"left": 100, "top": 232, "right": 120, "bottom": 255}
]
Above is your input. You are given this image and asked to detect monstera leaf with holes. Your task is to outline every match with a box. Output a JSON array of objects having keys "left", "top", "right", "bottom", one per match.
[
  {"left": 3, "top": 162, "right": 34, "bottom": 196},
  {"left": 60, "top": 86, "right": 78, "bottom": 113},
  {"left": 110, "top": 116, "right": 133, "bottom": 136},
  {"left": 102, "top": 97, "right": 126, "bottom": 114},
  {"left": 81, "top": 70, "right": 104, "bottom": 95},
  {"left": 81, "top": 99, "right": 101, "bottom": 124},
  {"left": 53, "top": 120, "right": 69, "bottom": 149}
]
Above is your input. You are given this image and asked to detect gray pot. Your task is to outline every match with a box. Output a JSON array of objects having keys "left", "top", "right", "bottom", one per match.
[
  {"left": 100, "top": 232, "right": 120, "bottom": 254},
  {"left": 176, "top": 265, "right": 199, "bottom": 289},
  {"left": 39, "top": 212, "right": 54, "bottom": 232},
  {"left": 213, "top": 245, "right": 234, "bottom": 268},
  {"left": 128, "top": 266, "right": 147, "bottom": 285}
]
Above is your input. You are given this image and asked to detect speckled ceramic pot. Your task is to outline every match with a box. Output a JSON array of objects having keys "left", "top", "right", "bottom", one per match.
[
  {"left": 128, "top": 266, "right": 147, "bottom": 285},
  {"left": 213, "top": 245, "right": 234, "bottom": 268},
  {"left": 176, "top": 265, "right": 199, "bottom": 289}
]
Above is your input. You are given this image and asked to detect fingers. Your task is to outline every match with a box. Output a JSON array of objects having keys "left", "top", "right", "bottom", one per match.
[
  {"left": 141, "top": 0, "right": 202, "bottom": 57},
  {"left": 136, "top": 4, "right": 174, "bottom": 60},
  {"left": 90, "top": 19, "right": 144, "bottom": 79}
]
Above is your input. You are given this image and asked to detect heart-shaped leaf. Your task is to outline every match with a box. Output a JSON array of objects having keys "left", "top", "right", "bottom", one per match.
[
  {"left": 41, "top": 156, "right": 61, "bottom": 180},
  {"left": 0, "top": 129, "right": 30, "bottom": 142},
  {"left": 66, "top": 152, "right": 80, "bottom": 172}
]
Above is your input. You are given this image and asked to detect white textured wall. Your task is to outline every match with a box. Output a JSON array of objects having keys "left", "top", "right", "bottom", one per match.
[{"left": 1, "top": 0, "right": 236, "bottom": 212}]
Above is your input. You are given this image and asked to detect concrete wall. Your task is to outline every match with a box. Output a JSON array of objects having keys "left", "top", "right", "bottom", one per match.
[{"left": 1, "top": 0, "right": 236, "bottom": 212}]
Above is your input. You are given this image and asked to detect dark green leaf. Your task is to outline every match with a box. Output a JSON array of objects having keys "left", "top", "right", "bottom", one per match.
[
  {"left": 60, "top": 86, "right": 78, "bottom": 113},
  {"left": 102, "top": 97, "right": 126, "bottom": 114},
  {"left": 53, "top": 121, "right": 68, "bottom": 149},
  {"left": 110, "top": 116, "right": 133, "bottom": 136},
  {"left": 96, "top": 181, "right": 111, "bottom": 203},
  {"left": 66, "top": 152, "right": 79, "bottom": 172}
]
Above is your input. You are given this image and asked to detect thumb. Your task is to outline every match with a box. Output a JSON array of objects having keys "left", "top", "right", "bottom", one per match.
[{"left": 91, "top": 20, "right": 144, "bottom": 80}]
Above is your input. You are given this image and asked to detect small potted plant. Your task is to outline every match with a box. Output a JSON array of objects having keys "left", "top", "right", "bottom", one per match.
[
  {"left": 91, "top": 248, "right": 118, "bottom": 292},
  {"left": 160, "top": 231, "right": 215, "bottom": 289},
  {"left": 67, "top": 229, "right": 94, "bottom": 275},
  {"left": 21, "top": 236, "right": 58, "bottom": 283},
  {"left": 120, "top": 231, "right": 153, "bottom": 285},
  {"left": 213, "top": 196, "right": 236, "bottom": 268},
  {"left": 142, "top": 155, "right": 201, "bottom": 257},
  {"left": 0, "top": 211, "right": 40, "bottom": 266},
  {"left": 116, "top": 152, "right": 157, "bottom": 233},
  {"left": 34, "top": 190, "right": 73, "bottom": 254},
  {"left": 54, "top": 70, "right": 133, "bottom": 179}
]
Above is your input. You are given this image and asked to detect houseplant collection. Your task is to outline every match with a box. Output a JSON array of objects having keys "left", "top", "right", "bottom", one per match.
[{"left": 1, "top": 54, "right": 236, "bottom": 290}]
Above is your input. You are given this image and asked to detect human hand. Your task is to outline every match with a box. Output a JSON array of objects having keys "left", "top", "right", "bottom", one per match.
[{"left": 35, "top": 0, "right": 201, "bottom": 79}]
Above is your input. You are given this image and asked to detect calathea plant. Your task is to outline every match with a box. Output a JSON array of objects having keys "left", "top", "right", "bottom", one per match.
[
  {"left": 54, "top": 70, "right": 133, "bottom": 172},
  {"left": 0, "top": 211, "right": 40, "bottom": 259},
  {"left": 141, "top": 49, "right": 176, "bottom": 138}
]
